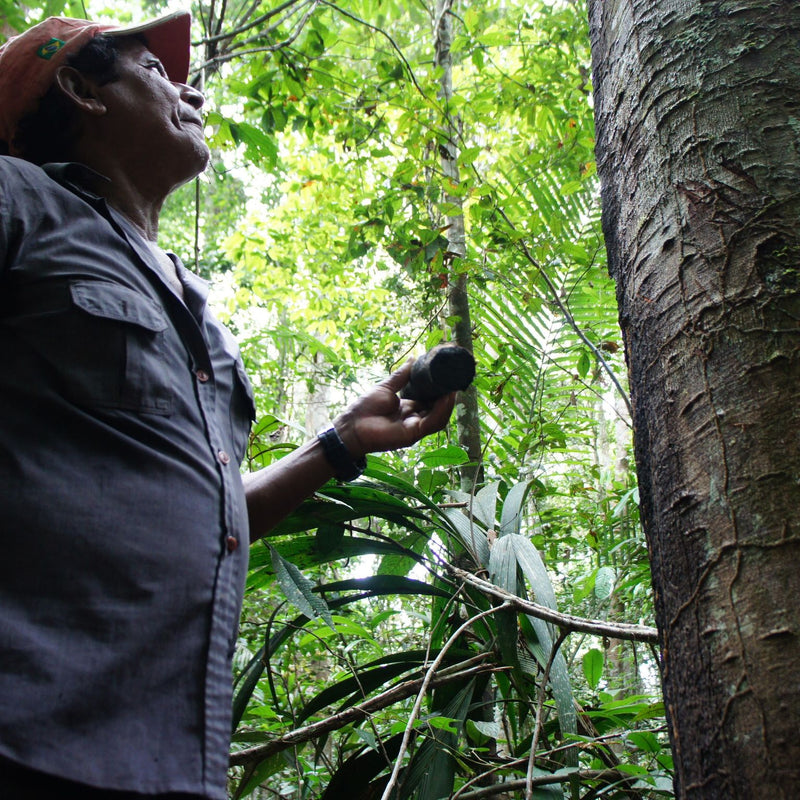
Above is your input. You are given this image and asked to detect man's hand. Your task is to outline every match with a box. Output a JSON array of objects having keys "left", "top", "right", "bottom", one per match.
[
  {"left": 332, "top": 360, "right": 456, "bottom": 459},
  {"left": 244, "top": 360, "right": 456, "bottom": 538}
]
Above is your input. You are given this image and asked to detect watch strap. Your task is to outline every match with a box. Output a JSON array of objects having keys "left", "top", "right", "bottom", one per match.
[{"left": 317, "top": 426, "right": 367, "bottom": 481}]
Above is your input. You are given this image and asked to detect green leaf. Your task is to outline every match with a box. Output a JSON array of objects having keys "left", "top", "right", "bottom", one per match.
[
  {"left": 582, "top": 648, "right": 604, "bottom": 689},
  {"left": 269, "top": 547, "right": 334, "bottom": 629},
  {"left": 560, "top": 180, "right": 584, "bottom": 196},
  {"left": 461, "top": 481, "right": 501, "bottom": 529},
  {"left": 577, "top": 348, "right": 591, "bottom": 379},
  {"left": 232, "top": 752, "right": 285, "bottom": 799},
  {"left": 247, "top": 536, "right": 418, "bottom": 588},
  {"left": 314, "top": 575, "right": 452, "bottom": 600},
  {"left": 228, "top": 120, "right": 279, "bottom": 167},
  {"left": 438, "top": 201, "right": 464, "bottom": 216},
  {"left": 490, "top": 534, "right": 577, "bottom": 762},
  {"left": 315, "top": 523, "right": 345, "bottom": 552},
  {"left": 426, "top": 715, "right": 460, "bottom": 733},
  {"left": 594, "top": 566, "right": 616, "bottom": 600},
  {"left": 425, "top": 328, "right": 444, "bottom": 351},
  {"left": 297, "top": 659, "right": 421, "bottom": 724},
  {"left": 467, "top": 719, "right": 504, "bottom": 743},
  {"left": 419, "top": 445, "right": 470, "bottom": 467},
  {"left": 321, "top": 733, "right": 405, "bottom": 799},
  {"left": 502, "top": 533, "right": 558, "bottom": 612},
  {"left": 442, "top": 507, "right": 490, "bottom": 568},
  {"left": 404, "top": 681, "right": 476, "bottom": 800},
  {"left": 612, "top": 486, "right": 639, "bottom": 518},
  {"left": 617, "top": 763, "right": 651, "bottom": 777},
  {"left": 499, "top": 481, "right": 533, "bottom": 537},
  {"left": 628, "top": 730, "right": 662, "bottom": 754},
  {"left": 264, "top": 482, "right": 429, "bottom": 539},
  {"left": 563, "top": 241, "right": 591, "bottom": 263},
  {"left": 233, "top": 599, "right": 441, "bottom": 731},
  {"left": 417, "top": 467, "right": 450, "bottom": 495}
]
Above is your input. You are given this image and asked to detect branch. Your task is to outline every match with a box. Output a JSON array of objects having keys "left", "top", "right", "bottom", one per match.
[
  {"left": 379, "top": 604, "right": 511, "bottom": 800},
  {"left": 448, "top": 564, "right": 659, "bottom": 644},
  {"left": 493, "top": 207, "right": 634, "bottom": 420},
  {"left": 318, "top": 0, "right": 426, "bottom": 98},
  {"left": 195, "top": 0, "right": 311, "bottom": 47},
  {"left": 195, "top": 1, "right": 318, "bottom": 75},
  {"left": 225, "top": 0, "right": 317, "bottom": 53},
  {"left": 229, "top": 656, "right": 497, "bottom": 768},
  {"left": 193, "top": 0, "right": 318, "bottom": 78},
  {"left": 456, "top": 768, "right": 642, "bottom": 800},
  {"left": 526, "top": 628, "right": 569, "bottom": 800}
]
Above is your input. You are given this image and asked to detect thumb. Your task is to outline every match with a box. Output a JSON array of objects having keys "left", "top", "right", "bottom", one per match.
[{"left": 381, "top": 359, "right": 413, "bottom": 394}]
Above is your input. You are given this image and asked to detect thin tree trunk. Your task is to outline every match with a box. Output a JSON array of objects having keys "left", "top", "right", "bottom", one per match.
[
  {"left": 588, "top": 1, "right": 800, "bottom": 796},
  {"left": 433, "top": 0, "right": 484, "bottom": 491}
]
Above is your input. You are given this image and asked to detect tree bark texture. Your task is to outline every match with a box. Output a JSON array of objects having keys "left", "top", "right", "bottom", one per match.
[
  {"left": 434, "top": 0, "right": 484, "bottom": 491},
  {"left": 588, "top": 1, "right": 800, "bottom": 797}
]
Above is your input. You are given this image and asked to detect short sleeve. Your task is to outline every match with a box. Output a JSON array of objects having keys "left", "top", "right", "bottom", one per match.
[{"left": 0, "top": 157, "right": 33, "bottom": 281}]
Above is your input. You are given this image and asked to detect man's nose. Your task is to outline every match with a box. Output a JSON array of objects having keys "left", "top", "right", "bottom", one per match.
[{"left": 178, "top": 82, "right": 205, "bottom": 109}]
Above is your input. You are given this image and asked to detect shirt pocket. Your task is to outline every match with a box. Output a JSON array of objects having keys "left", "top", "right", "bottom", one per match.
[{"left": 66, "top": 280, "right": 173, "bottom": 415}]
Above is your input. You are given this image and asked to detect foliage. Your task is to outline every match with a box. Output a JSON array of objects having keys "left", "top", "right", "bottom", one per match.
[
  {"left": 210, "top": 0, "right": 669, "bottom": 788},
  {"left": 8, "top": 0, "right": 670, "bottom": 797},
  {"left": 231, "top": 468, "right": 669, "bottom": 799}
]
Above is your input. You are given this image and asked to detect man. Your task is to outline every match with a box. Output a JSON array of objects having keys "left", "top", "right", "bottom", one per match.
[{"left": 0, "top": 11, "right": 455, "bottom": 800}]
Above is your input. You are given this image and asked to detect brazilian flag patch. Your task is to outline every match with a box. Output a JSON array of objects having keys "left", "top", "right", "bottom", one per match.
[{"left": 36, "top": 38, "right": 66, "bottom": 60}]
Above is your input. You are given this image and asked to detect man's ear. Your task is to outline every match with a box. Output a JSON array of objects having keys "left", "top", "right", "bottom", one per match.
[{"left": 54, "top": 66, "right": 107, "bottom": 116}]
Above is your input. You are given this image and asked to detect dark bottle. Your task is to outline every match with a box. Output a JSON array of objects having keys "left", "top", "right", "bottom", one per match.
[{"left": 400, "top": 344, "right": 476, "bottom": 402}]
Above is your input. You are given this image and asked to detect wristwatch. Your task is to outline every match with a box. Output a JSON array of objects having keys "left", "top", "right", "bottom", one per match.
[{"left": 317, "top": 426, "right": 367, "bottom": 481}]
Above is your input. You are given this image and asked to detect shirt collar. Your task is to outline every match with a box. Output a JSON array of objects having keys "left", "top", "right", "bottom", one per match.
[
  {"left": 41, "top": 160, "right": 211, "bottom": 311},
  {"left": 42, "top": 161, "right": 110, "bottom": 202}
]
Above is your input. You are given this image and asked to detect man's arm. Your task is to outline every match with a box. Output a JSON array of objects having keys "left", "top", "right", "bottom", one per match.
[{"left": 243, "top": 361, "right": 456, "bottom": 539}]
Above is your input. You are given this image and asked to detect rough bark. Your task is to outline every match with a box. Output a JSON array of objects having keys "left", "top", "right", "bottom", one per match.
[
  {"left": 588, "top": 0, "right": 800, "bottom": 797},
  {"left": 434, "top": 0, "right": 484, "bottom": 491}
]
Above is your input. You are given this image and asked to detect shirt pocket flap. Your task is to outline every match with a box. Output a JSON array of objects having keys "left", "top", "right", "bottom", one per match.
[{"left": 70, "top": 281, "right": 167, "bottom": 332}]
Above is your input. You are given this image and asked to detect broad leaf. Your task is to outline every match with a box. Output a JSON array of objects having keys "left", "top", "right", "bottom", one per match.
[{"left": 269, "top": 547, "right": 334, "bottom": 629}]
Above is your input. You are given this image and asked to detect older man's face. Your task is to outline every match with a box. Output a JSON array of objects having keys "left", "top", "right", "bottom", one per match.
[{"left": 93, "top": 39, "right": 210, "bottom": 189}]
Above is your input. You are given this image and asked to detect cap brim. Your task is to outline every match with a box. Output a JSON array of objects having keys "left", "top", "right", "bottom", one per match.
[{"left": 104, "top": 10, "right": 191, "bottom": 84}]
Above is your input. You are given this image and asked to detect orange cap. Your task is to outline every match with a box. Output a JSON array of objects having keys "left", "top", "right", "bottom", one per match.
[{"left": 0, "top": 10, "right": 191, "bottom": 150}]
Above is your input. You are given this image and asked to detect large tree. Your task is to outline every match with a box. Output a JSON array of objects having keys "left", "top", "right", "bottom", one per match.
[{"left": 588, "top": 0, "right": 800, "bottom": 796}]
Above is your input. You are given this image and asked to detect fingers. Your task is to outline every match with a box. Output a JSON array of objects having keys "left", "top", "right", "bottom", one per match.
[
  {"left": 336, "top": 360, "right": 456, "bottom": 456},
  {"left": 416, "top": 391, "right": 456, "bottom": 435}
]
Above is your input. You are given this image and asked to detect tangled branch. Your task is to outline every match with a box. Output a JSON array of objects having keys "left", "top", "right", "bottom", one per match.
[
  {"left": 379, "top": 604, "right": 511, "bottom": 800},
  {"left": 447, "top": 563, "right": 660, "bottom": 644},
  {"left": 456, "top": 768, "right": 643, "bottom": 800},
  {"left": 229, "top": 655, "right": 498, "bottom": 768}
]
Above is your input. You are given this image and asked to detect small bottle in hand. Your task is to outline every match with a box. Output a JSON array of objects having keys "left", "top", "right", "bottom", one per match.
[{"left": 400, "top": 344, "right": 476, "bottom": 402}]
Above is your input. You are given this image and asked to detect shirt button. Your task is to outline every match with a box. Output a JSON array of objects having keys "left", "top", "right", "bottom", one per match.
[
  {"left": 226, "top": 536, "right": 239, "bottom": 553},
  {"left": 218, "top": 450, "right": 231, "bottom": 465},
  {"left": 196, "top": 369, "right": 210, "bottom": 383}
]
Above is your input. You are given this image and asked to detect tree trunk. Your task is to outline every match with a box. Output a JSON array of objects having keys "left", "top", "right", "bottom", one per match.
[
  {"left": 588, "top": 1, "right": 800, "bottom": 797},
  {"left": 433, "top": 0, "right": 484, "bottom": 492}
]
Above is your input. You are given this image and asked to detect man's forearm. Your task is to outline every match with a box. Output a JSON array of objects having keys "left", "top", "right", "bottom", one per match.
[{"left": 243, "top": 436, "right": 337, "bottom": 539}]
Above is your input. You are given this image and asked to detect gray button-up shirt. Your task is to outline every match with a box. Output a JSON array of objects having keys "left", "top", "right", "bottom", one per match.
[{"left": 0, "top": 156, "right": 255, "bottom": 798}]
